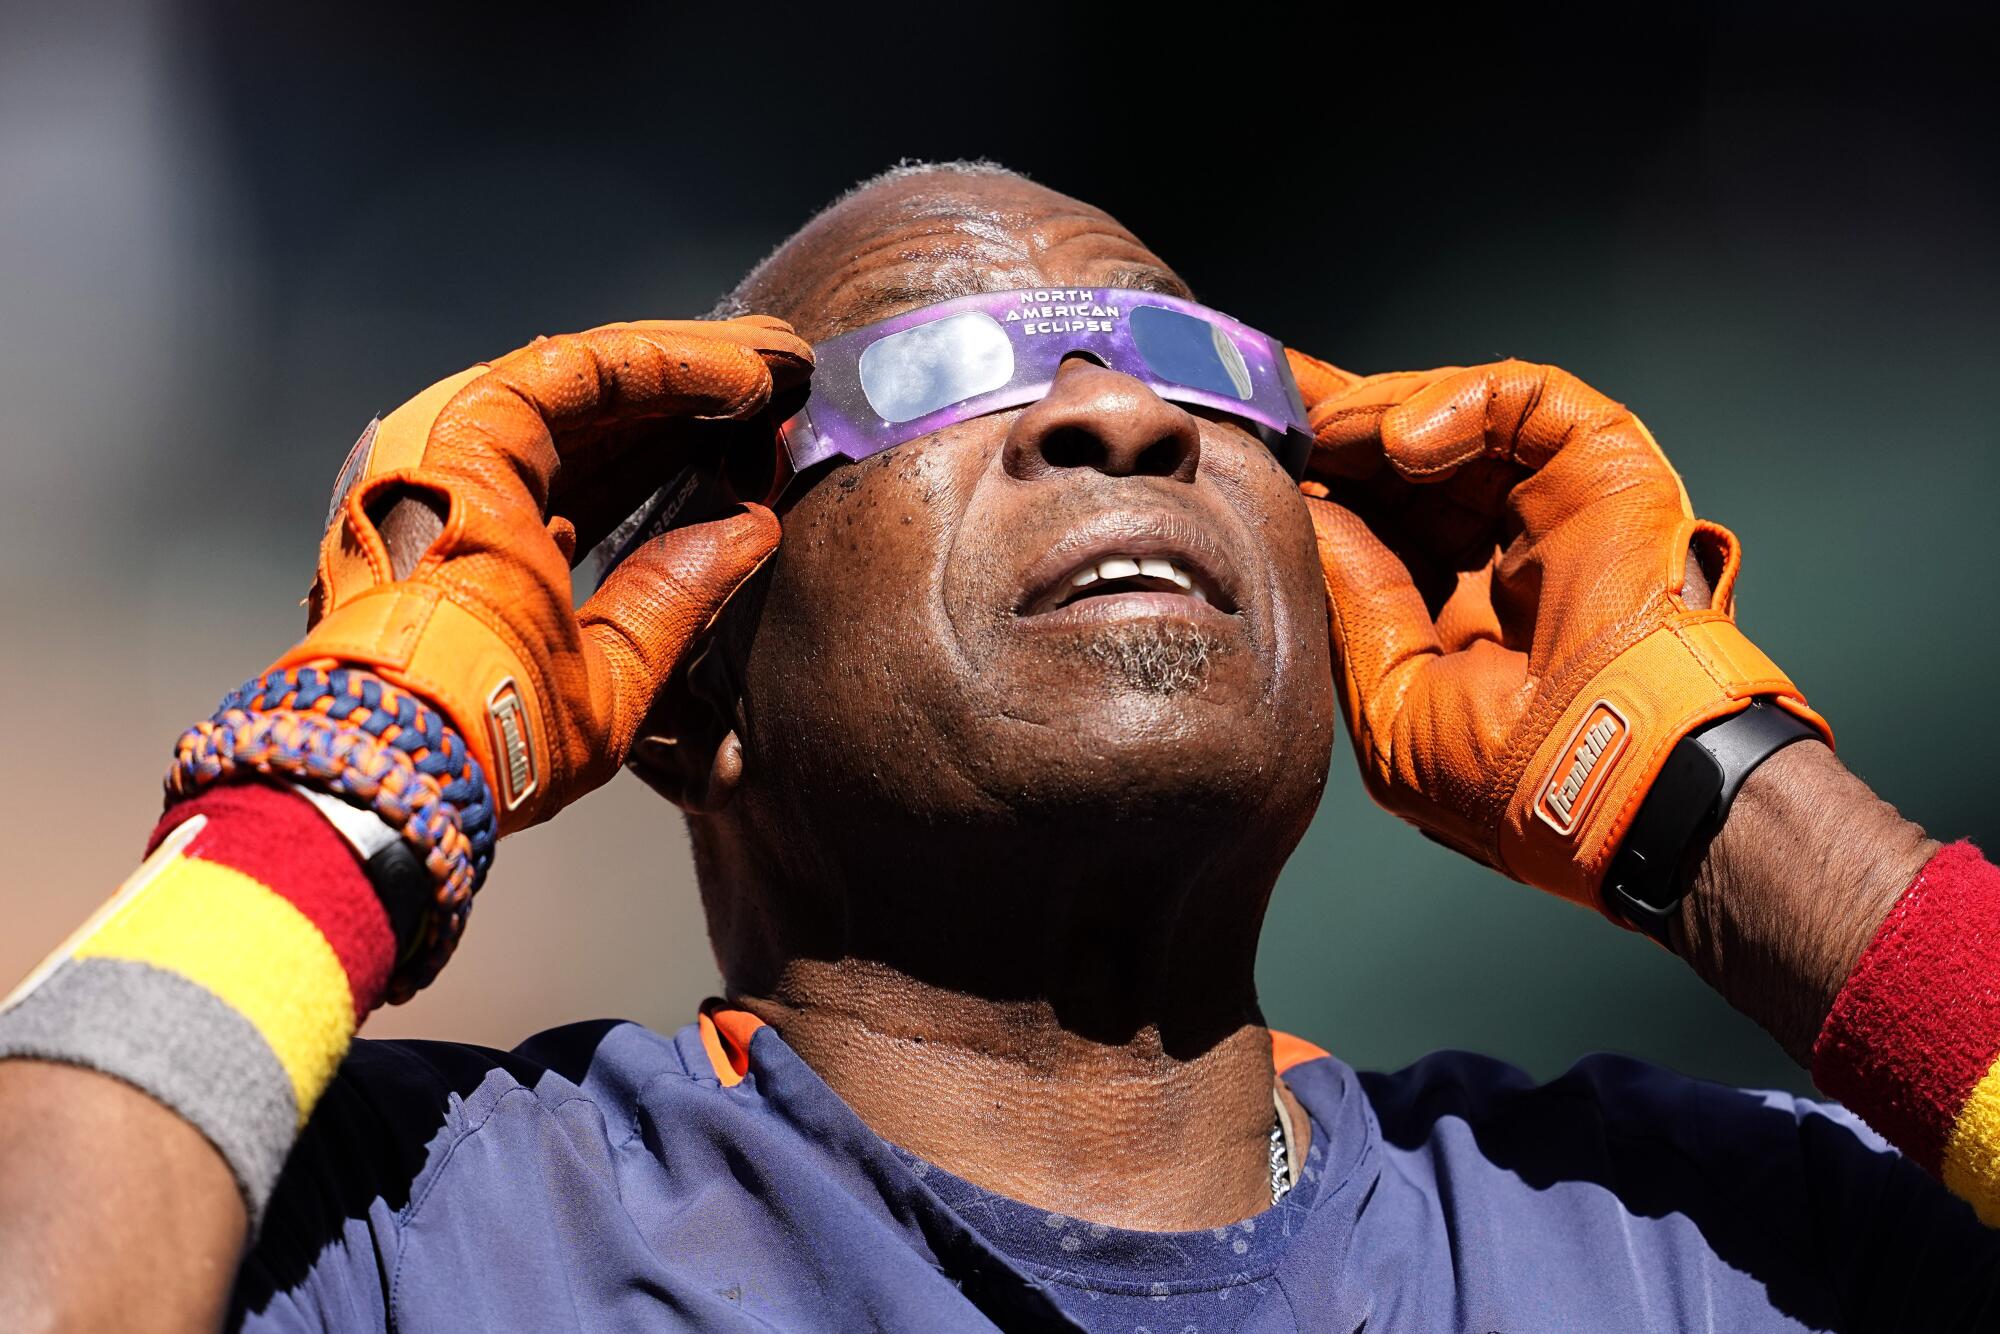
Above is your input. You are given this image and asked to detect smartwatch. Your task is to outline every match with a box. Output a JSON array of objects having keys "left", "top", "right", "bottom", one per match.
[{"left": 1602, "top": 699, "right": 1823, "bottom": 944}]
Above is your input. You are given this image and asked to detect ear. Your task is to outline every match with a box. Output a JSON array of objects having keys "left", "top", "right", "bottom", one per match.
[{"left": 625, "top": 639, "right": 747, "bottom": 814}]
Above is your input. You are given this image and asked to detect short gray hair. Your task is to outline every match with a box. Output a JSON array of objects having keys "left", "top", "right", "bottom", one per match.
[{"left": 706, "top": 158, "right": 1033, "bottom": 320}]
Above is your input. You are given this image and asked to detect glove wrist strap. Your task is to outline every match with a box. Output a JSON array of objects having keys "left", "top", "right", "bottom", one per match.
[{"left": 1603, "top": 698, "right": 1822, "bottom": 944}]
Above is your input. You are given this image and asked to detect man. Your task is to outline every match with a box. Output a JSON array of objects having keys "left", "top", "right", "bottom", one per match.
[{"left": 2, "top": 159, "right": 1997, "bottom": 1331}]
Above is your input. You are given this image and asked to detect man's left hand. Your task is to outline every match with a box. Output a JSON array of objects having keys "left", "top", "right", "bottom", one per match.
[{"left": 1286, "top": 353, "right": 1830, "bottom": 915}]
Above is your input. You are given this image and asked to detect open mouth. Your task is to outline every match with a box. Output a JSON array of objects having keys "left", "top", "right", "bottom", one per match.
[
  {"left": 1019, "top": 532, "right": 1239, "bottom": 620},
  {"left": 1049, "top": 554, "right": 1217, "bottom": 611}
]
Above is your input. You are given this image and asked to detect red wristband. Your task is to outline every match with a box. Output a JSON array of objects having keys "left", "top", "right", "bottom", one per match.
[
  {"left": 1812, "top": 840, "right": 2000, "bottom": 1219},
  {"left": 150, "top": 781, "right": 396, "bottom": 1019}
]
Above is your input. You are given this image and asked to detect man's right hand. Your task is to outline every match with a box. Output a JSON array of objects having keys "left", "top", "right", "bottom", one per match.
[
  {"left": 0, "top": 319, "right": 812, "bottom": 1334},
  {"left": 277, "top": 317, "right": 810, "bottom": 835}
]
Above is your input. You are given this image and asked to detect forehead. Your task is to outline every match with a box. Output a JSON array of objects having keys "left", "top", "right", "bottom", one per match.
[{"left": 754, "top": 174, "right": 1192, "bottom": 343}]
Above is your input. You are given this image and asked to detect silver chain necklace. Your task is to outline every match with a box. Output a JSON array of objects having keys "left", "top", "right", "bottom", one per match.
[
  {"left": 1268, "top": 1086, "right": 1296, "bottom": 1205},
  {"left": 1267, "top": 1121, "right": 1292, "bottom": 1204}
]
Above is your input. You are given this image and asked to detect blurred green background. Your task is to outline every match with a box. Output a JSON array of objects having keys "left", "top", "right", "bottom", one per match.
[{"left": 2, "top": 3, "right": 1994, "bottom": 1098}]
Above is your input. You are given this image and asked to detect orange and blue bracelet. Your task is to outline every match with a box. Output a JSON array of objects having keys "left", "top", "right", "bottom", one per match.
[{"left": 170, "top": 666, "right": 495, "bottom": 998}]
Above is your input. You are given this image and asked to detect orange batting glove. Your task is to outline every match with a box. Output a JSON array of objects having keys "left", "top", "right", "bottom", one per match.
[
  {"left": 1285, "top": 352, "right": 1830, "bottom": 916},
  {"left": 273, "top": 317, "right": 810, "bottom": 834}
]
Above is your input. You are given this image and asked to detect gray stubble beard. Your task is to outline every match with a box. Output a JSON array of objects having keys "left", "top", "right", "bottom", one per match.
[{"left": 1078, "top": 621, "right": 1226, "bottom": 695}]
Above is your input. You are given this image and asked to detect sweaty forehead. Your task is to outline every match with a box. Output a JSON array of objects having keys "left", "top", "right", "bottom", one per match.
[{"left": 747, "top": 174, "right": 1192, "bottom": 343}]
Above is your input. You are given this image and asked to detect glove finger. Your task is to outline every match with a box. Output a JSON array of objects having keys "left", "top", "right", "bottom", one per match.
[
  {"left": 1284, "top": 348, "right": 1366, "bottom": 408},
  {"left": 422, "top": 319, "right": 809, "bottom": 521},
  {"left": 603, "top": 317, "right": 815, "bottom": 397},
  {"left": 476, "top": 324, "right": 781, "bottom": 445},
  {"left": 1433, "top": 558, "right": 1507, "bottom": 654},
  {"left": 1379, "top": 360, "right": 1681, "bottom": 489},
  {"left": 1303, "top": 493, "right": 1444, "bottom": 746},
  {"left": 1303, "top": 368, "right": 1464, "bottom": 483},
  {"left": 1501, "top": 377, "right": 1690, "bottom": 539},
  {"left": 1374, "top": 363, "right": 1541, "bottom": 481},
  {"left": 576, "top": 502, "right": 781, "bottom": 761}
]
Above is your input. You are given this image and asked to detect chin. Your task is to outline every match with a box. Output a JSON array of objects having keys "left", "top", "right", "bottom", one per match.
[
  {"left": 971, "top": 700, "right": 1320, "bottom": 840},
  {"left": 934, "top": 616, "right": 1326, "bottom": 829}
]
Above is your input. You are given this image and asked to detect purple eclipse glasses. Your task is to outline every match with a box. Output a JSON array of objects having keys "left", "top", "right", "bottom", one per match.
[
  {"left": 588, "top": 288, "right": 1312, "bottom": 580},
  {"left": 781, "top": 287, "right": 1312, "bottom": 477}
]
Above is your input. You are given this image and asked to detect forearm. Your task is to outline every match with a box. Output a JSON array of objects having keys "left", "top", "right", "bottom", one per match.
[
  {"left": 0, "top": 1062, "right": 244, "bottom": 1334},
  {"left": 0, "top": 781, "right": 399, "bottom": 1327},
  {"left": 1670, "top": 738, "right": 2000, "bottom": 1227},
  {"left": 1672, "top": 739, "right": 1936, "bottom": 1066}
]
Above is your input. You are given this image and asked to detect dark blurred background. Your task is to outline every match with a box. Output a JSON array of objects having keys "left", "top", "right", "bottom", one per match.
[{"left": 3, "top": 2, "right": 1995, "bottom": 1094}]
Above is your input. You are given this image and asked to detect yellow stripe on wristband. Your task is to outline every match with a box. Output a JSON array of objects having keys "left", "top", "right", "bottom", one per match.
[
  {"left": 1943, "top": 1054, "right": 2000, "bottom": 1226},
  {"left": 73, "top": 853, "right": 357, "bottom": 1126}
]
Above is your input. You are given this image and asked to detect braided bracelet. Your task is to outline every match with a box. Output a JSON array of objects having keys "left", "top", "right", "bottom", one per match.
[{"left": 167, "top": 667, "right": 495, "bottom": 999}]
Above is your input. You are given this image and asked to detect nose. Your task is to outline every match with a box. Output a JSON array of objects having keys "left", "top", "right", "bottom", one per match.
[{"left": 1001, "top": 355, "right": 1203, "bottom": 483}]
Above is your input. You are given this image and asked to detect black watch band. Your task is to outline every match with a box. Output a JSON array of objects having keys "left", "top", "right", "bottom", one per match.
[{"left": 1602, "top": 699, "right": 1822, "bottom": 944}]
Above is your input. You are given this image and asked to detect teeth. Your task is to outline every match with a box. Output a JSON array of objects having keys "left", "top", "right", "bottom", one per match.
[{"left": 1067, "top": 555, "right": 1200, "bottom": 595}]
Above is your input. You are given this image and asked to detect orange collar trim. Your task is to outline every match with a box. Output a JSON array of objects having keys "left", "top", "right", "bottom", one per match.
[
  {"left": 697, "top": 1002, "right": 766, "bottom": 1087},
  {"left": 695, "top": 1005, "right": 1329, "bottom": 1087},
  {"left": 1271, "top": 1028, "right": 1330, "bottom": 1075}
]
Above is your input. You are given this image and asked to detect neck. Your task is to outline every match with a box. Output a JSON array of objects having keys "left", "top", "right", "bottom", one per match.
[
  {"left": 714, "top": 822, "right": 1311, "bottom": 1230},
  {"left": 738, "top": 967, "right": 1306, "bottom": 1230}
]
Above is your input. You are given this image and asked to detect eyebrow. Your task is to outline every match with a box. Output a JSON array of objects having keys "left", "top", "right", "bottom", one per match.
[
  {"left": 1100, "top": 265, "right": 1196, "bottom": 301},
  {"left": 836, "top": 279, "right": 966, "bottom": 332}
]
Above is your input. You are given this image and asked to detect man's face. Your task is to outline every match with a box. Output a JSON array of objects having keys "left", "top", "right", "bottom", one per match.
[{"left": 688, "top": 173, "right": 1334, "bottom": 878}]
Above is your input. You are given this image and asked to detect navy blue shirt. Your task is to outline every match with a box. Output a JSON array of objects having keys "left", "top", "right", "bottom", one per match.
[
  {"left": 883, "top": 1120, "right": 1333, "bottom": 1330},
  {"left": 232, "top": 1016, "right": 2000, "bottom": 1331}
]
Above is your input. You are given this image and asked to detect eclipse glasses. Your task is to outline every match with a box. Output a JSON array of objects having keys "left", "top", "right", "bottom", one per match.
[{"left": 590, "top": 288, "right": 1312, "bottom": 577}]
